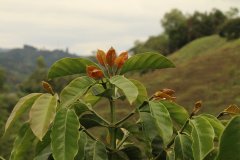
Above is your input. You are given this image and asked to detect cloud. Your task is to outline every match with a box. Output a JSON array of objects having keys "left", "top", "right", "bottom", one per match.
[{"left": 0, "top": 0, "right": 239, "bottom": 55}]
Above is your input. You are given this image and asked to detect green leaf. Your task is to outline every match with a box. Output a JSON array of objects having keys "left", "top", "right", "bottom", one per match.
[
  {"left": 51, "top": 108, "right": 80, "bottom": 160},
  {"left": 85, "top": 141, "right": 108, "bottom": 160},
  {"left": 120, "top": 52, "right": 175, "bottom": 74},
  {"left": 5, "top": 93, "right": 42, "bottom": 133},
  {"left": 190, "top": 117, "right": 215, "bottom": 160},
  {"left": 83, "top": 89, "right": 101, "bottom": 106},
  {"left": 139, "top": 111, "right": 159, "bottom": 141},
  {"left": 120, "top": 145, "right": 143, "bottom": 160},
  {"left": 48, "top": 58, "right": 97, "bottom": 79},
  {"left": 79, "top": 113, "right": 108, "bottom": 129},
  {"left": 110, "top": 75, "right": 138, "bottom": 104},
  {"left": 10, "top": 123, "right": 36, "bottom": 160},
  {"left": 75, "top": 131, "right": 87, "bottom": 160},
  {"left": 35, "top": 130, "right": 51, "bottom": 156},
  {"left": 60, "top": 76, "right": 95, "bottom": 108},
  {"left": 0, "top": 156, "right": 6, "bottom": 160},
  {"left": 29, "top": 94, "right": 58, "bottom": 140},
  {"left": 217, "top": 116, "right": 240, "bottom": 160},
  {"left": 34, "top": 145, "right": 52, "bottom": 160},
  {"left": 159, "top": 100, "right": 189, "bottom": 127},
  {"left": 200, "top": 114, "right": 224, "bottom": 139},
  {"left": 149, "top": 101, "right": 173, "bottom": 146},
  {"left": 174, "top": 133, "right": 193, "bottom": 160},
  {"left": 203, "top": 148, "right": 218, "bottom": 160},
  {"left": 72, "top": 101, "right": 91, "bottom": 116},
  {"left": 129, "top": 79, "right": 148, "bottom": 106}
]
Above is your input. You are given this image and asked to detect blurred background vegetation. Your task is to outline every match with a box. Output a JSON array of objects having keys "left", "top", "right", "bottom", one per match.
[{"left": 0, "top": 7, "right": 239, "bottom": 159}]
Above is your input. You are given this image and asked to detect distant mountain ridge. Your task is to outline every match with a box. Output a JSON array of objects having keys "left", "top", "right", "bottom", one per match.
[{"left": 0, "top": 45, "right": 78, "bottom": 85}]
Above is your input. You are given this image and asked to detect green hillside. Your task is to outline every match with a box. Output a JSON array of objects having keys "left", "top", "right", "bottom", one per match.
[
  {"left": 133, "top": 35, "right": 240, "bottom": 114},
  {"left": 0, "top": 45, "right": 78, "bottom": 89}
]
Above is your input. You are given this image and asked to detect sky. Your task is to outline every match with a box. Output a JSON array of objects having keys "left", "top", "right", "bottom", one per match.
[{"left": 0, "top": 0, "right": 239, "bottom": 56}]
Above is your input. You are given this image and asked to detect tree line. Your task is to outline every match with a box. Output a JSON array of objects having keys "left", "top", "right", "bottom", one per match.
[{"left": 130, "top": 7, "right": 240, "bottom": 55}]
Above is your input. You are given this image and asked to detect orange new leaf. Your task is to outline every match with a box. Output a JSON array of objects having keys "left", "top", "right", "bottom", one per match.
[
  {"left": 96, "top": 49, "right": 107, "bottom": 67},
  {"left": 86, "top": 65, "right": 104, "bottom": 79},
  {"left": 115, "top": 52, "right": 128, "bottom": 69},
  {"left": 106, "top": 47, "right": 116, "bottom": 67}
]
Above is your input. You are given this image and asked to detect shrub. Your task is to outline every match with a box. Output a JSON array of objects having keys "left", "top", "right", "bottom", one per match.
[{"left": 3, "top": 48, "right": 240, "bottom": 160}]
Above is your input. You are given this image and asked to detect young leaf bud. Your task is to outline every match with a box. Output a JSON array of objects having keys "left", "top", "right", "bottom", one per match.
[
  {"left": 42, "top": 81, "right": 54, "bottom": 95},
  {"left": 86, "top": 65, "right": 104, "bottom": 79}
]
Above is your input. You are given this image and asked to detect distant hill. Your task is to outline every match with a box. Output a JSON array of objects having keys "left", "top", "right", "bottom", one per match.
[
  {"left": 0, "top": 45, "right": 78, "bottom": 86},
  {"left": 133, "top": 35, "right": 240, "bottom": 114}
]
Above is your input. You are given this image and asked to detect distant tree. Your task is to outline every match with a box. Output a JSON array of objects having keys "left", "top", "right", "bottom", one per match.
[
  {"left": 130, "top": 34, "right": 169, "bottom": 55},
  {"left": 219, "top": 18, "right": 240, "bottom": 40},
  {"left": 226, "top": 7, "right": 239, "bottom": 19},
  {"left": 187, "top": 9, "right": 226, "bottom": 41},
  {"left": 161, "top": 9, "right": 188, "bottom": 52}
]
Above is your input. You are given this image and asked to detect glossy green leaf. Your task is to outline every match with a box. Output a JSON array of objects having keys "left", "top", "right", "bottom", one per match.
[
  {"left": 60, "top": 76, "right": 95, "bottom": 108},
  {"left": 10, "top": 123, "right": 36, "bottom": 160},
  {"left": 129, "top": 79, "right": 148, "bottom": 106},
  {"left": 174, "top": 133, "right": 193, "bottom": 160},
  {"left": 159, "top": 100, "right": 189, "bottom": 126},
  {"left": 29, "top": 94, "right": 58, "bottom": 140},
  {"left": 110, "top": 75, "right": 138, "bottom": 104},
  {"left": 217, "top": 116, "right": 240, "bottom": 160},
  {"left": 48, "top": 58, "right": 97, "bottom": 79},
  {"left": 75, "top": 131, "right": 87, "bottom": 160},
  {"left": 149, "top": 101, "right": 173, "bottom": 146},
  {"left": 85, "top": 141, "right": 108, "bottom": 160},
  {"left": 120, "top": 52, "right": 175, "bottom": 74},
  {"left": 5, "top": 93, "right": 42, "bottom": 133},
  {"left": 200, "top": 114, "right": 224, "bottom": 138},
  {"left": 51, "top": 108, "right": 80, "bottom": 160},
  {"left": 191, "top": 117, "right": 215, "bottom": 160}
]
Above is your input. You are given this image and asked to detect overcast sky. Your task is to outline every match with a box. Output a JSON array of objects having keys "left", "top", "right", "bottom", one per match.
[{"left": 0, "top": 0, "right": 239, "bottom": 56}]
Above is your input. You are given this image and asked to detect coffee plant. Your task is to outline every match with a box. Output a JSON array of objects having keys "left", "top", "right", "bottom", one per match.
[{"left": 3, "top": 47, "right": 240, "bottom": 160}]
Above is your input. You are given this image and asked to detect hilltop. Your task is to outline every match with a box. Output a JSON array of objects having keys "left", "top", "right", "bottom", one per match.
[{"left": 133, "top": 35, "right": 240, "bottom": 114}]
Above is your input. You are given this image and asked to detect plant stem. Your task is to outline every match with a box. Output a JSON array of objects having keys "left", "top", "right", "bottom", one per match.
[
  {"left": 90, "top": 109, "right": 110, "bottom": 125},
  {"left": 115, "top": 110, "right": 135, "bottom": 126},
  {"left": 81, "top": 127, "right": 112, "bottom": 151},
  {"left": 109, "top": 99, "right": 116, "bottom": 149},
  {"left": 109, "top": 98, "right": 117, "bottom": 160},
  {"left": 115, "top": 101, "right": 148, "bottom": 126},
  {"left": 166, "top": 117, "right": 191, "bottom": 149}
]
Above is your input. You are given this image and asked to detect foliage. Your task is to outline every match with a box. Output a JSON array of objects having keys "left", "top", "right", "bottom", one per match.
[
  {"left": 3, "top": 47, "right": 240, "bottom": 160},
  {"left": 131, "top": 8, "right": 238, "bottom": 55},
  {"left": 219, "top": 18, "right": 240, "bottom": 40}
]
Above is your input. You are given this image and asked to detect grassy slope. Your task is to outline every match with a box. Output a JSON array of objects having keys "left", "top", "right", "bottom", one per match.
[{"left": 132, "top": 35, "right": 240, "bottom": 114}]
